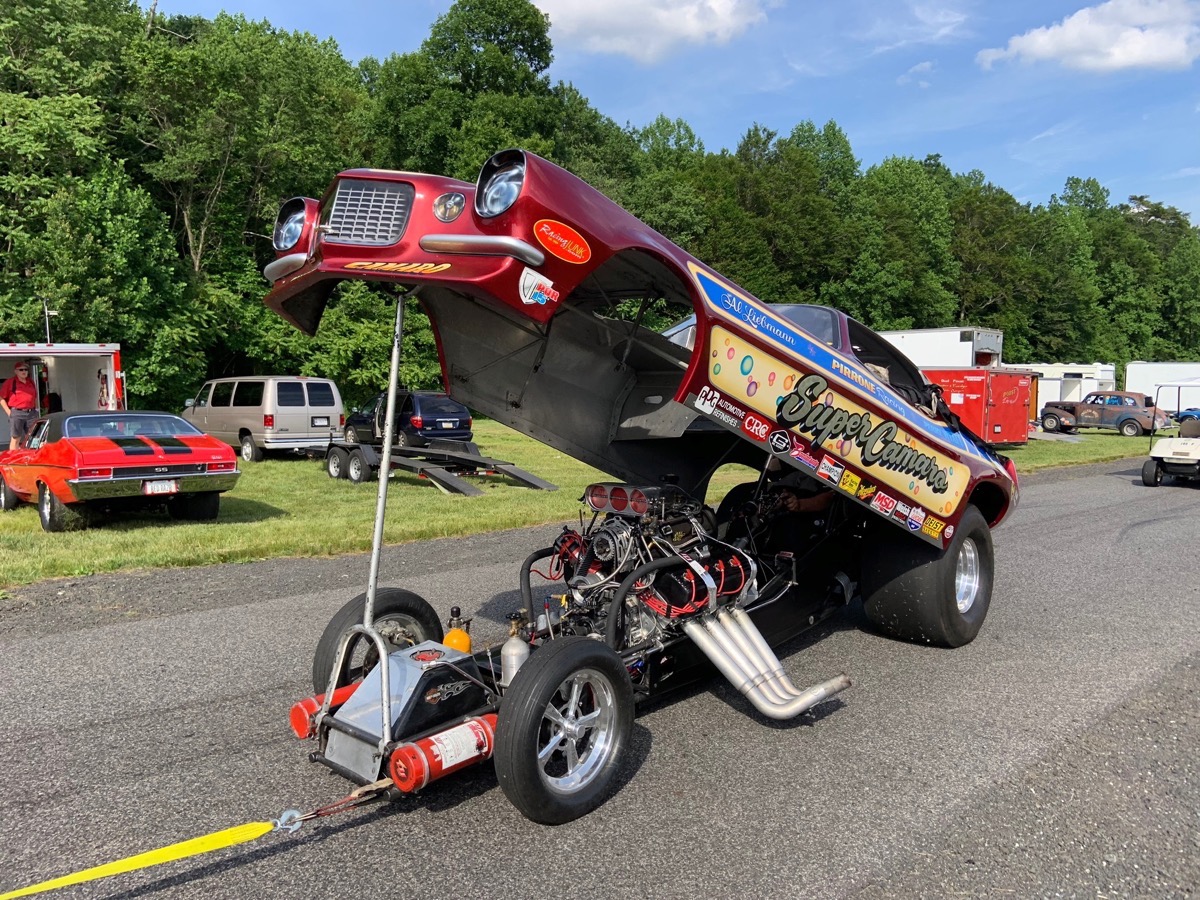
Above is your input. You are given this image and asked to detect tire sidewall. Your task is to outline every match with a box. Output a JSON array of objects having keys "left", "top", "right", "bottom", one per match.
[
  {"left": 935, "top": 506, "right": 994, "bottom": 646},
  {"left": 494, "top": 637, "right": 634, "bottom": 825},
  {"left": 1142, "top": 459, "right": 1162, "bottom": 486},
  {"left": 1042, "top": 415, "right": 1059, "bottom": 432}
]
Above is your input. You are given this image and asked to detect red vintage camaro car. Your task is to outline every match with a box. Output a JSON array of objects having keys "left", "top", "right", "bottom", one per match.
[{"left": 0, "top": 411, "right": 240, "bottom": 531}]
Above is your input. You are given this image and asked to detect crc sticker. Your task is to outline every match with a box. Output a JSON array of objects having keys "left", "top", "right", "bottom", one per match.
[
  {"left": 871, "top": 491, "right": 897, "bottom": 516},
  {"left": 410, "top": 648, "right": 444, "bottom": 662},
  {"left": 742, "top": 413, "right": 771, "bottom": 442},
  {"left": 518, "top": 267, "right": 560, "bottom": 305},
  {"left": 817, "top": 456, "right": 844, "bottom": 484},
  {"left": 921, "top": 517, "right": 946, "bottom": 539},
  {"left": 534, "top": 219, "right": 591, "bottom": 264},
  {"left": 856, "top": 482, "right": 877, "bottom": 502},
  {"left": 344, "top": 261, "right": 451, "bottom": 274},
  {"left": 838, "top": 470, "right": 861, "bottom": 495},
  {"left": 907, "top": 506, "right": 927, "bottom": 532},
  {"left": 768, "top": 430, "right": 791, "bottom": 455}
]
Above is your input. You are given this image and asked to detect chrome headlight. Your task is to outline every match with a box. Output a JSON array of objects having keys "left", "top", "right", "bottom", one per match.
[
  {"left": 475, "top": 150, "right": 526, "bottom": 218},
  {"left": 273, "top": 198, "right": 308, "bottom": 251},
  {"left": 433, "top": 191, "right": 466, "bottom": 222}
]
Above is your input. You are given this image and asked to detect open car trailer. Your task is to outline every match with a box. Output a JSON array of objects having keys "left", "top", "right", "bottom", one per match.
[{"left": 264, "top": 150, "right": 1018, "bottom": 824}]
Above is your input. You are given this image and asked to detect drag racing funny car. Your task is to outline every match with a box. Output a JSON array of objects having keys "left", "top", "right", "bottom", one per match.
[{"left": 263, "top": 149, "right": 1019, "bottom": 824}]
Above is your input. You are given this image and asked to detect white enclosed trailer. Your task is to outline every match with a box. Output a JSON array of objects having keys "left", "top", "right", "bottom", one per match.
[
  {"left": 1029, "top": 362, "right": 1117, "bottom": 404},
  {"left": 1124, "top": 361, "right": 1200, "bottom": 412},
  {"left": 0, "top": 342, "right": 124, "bottom": 445},
  {"left": 879, "top": 326, "right": 1004, "bottom": 368}
]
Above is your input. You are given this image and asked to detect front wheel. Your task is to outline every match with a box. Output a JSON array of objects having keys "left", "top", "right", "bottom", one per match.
[
  {"left": 1120, "top": 420, "right": 1142, "bottom": 437},
  {"left": 1041, "top": 414, "right": 1060, "bottom": 433},
  {"left": 861, "top": 504, "right": 994, "bottom": 648},
  {"left": 343, "top": 426, "right": 360, "bottom": 444},
  {"left": 0, "top": 474, "right": 20, "bottom": 511},
  {"left": 311, "top": 588, "right": 444, "bottom": 693},
  {"left": 494, "top": 636, "right": 634, "bottom": 825},
  {"left": 1142, "top": 459, "right": 1162, "bottom": 486}
]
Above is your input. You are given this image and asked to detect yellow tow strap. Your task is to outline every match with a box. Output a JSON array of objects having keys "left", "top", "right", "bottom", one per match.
[{"left": 0, "top": 820, "right": 275, "bottom": 899}]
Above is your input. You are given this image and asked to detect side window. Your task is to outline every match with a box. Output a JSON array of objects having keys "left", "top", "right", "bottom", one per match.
[
  {"left": 26, "top": 420, "right": 48, "bottom": 449},
  {"left": 306, "top": 382, "right": 336, "bottom": 407},
  {"left": 194, "top": 383, "right": 213, "bottom": 408},
  {"left": 233, "top": 381, "right": 265, "bottom": 407},
  {"left": 1106, "top": 396, "right": 1121, "bottom": 406},
  {"left": 1124, "top": 397, "right": 1137, "bottom": 407},
  {"left": 399, "top": 395, "right": 415, "bottom": 416},
  {"left": 277, "top": 382, "right": 306, "bottom": 407},
  {"left": 210, "top": 382, "right": 234, "bottom": 407}
]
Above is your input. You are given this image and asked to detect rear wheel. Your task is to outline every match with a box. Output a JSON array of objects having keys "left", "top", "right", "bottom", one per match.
[
  {"left": 0, "top": 475, "right": 20, "bottom": 511},
  {"left": 327, "top": 448, "right": 349, "bottom": 479},
  {"left": 311, "top": 588, "right": 444, "bottom": 693},
  {"left": 37, "top": 483, "right": 86, "bottom": 532},
  {"left": 1041, "top": 414, "right": 1060, "bottom": 433},
  {"left": 1120, "top": 420, "right": 1142, "bottom": 437},
  {"left": 240, "top": 435, "right": 264, "bottom": 462},
  {"left": 494, "top": 637, "right": 634, "bottom": 825},
  {"left": 1142, "top": 459, "right": 1162, "bottom": 486},
  {"left": 395, "top": 430, "right": 410, "bottom": 449},
  {"left": 346, "top": 449, "right": 371, "bottom": 483},
  {"left": 168, "top": 491, "right": 220, "bottom": 520},
  {"left": 861, "top": 504, "right": 993, "bottom": 647}
]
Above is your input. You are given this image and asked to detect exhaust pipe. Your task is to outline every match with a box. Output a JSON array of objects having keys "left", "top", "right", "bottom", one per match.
[{"left": 683, "top": 608, "right": 850, "bottom": 720}]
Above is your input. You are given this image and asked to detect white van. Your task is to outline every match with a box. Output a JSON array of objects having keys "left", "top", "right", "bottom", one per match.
[{"left": 182, "top": 376, "right": 343, "bottom": 461}]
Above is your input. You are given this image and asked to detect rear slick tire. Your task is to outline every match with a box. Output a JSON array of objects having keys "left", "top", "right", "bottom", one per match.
[
  {"left": 861, "top": 504, "right": 993, "bottom": 648},
  {"left": 494, "top": 636, "right": 634, "bottom": 825}
]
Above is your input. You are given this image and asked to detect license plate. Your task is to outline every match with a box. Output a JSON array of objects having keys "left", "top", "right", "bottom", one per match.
[
  {"left": 311, "top": 416, "right": 330, "bottom": 427},
  {"left": 142, "top": 479, "right": 178, "bottom": 495},
  {"left": 441, "top": 421, "right": 454, "bottom": 429}
]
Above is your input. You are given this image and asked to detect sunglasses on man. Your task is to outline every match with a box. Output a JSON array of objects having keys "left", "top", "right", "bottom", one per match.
[{"left": 15, "top": 368, "right": 29, "bottom": 373}]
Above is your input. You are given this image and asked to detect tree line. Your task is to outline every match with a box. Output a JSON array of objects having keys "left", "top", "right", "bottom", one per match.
[{"left": 2, "top": 0, "right": 1197, "bottom": 409}]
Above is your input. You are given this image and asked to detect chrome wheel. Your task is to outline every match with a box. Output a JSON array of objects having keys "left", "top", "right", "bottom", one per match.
[
  {"left": 535, "top": 667, "right": 620, "bottom": 794},
  {"left": 954, "top": 538, "right": 981, "bottom": 614}
]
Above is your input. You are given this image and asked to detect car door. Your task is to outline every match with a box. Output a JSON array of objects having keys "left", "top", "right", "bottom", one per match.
[
  {"left": 273, "top": 381, "right": 307, "bottom": 439},
  {"left": 206, "top": 381, "right": 236, "bottom": 444},
  {"left": 1076, "top": 394, "right": 1103, "bottom": 427},
  {"left": 1100, "top": 395, "right": 1125, "bottom": 429},
  {"left": 181, "top": 383, "right": 213, "bottom": 429}
]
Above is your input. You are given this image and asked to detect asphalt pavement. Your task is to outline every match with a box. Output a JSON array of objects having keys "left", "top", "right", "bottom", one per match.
[{"left": 0, "top": 458, "right": 1196, "bottom": 899}]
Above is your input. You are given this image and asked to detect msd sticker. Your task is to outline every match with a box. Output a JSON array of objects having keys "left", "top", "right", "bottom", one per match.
[
  {"left": 519, "top": 267, "right": 560, "bottom": 305},
  {"left": 817, "top": 456, "right": 845, "bottom": 484},
  {"left": 871, "top": 491, "right": 897, "bottom": 515},
  {"left": 906, "top": 506, "right": 927, "bottom": 532}
]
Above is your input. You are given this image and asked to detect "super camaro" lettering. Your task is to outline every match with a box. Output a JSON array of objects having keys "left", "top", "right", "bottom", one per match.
[{"left": 777, "top": 374, "right": 950, "bottom": 493}]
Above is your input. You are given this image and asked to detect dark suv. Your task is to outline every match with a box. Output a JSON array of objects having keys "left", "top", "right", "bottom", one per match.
[{"left": 343, "top": 391, "right": 473, "bottom": 447}]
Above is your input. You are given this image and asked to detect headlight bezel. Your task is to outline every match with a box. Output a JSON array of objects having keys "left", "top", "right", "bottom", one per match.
[
  {"left": 272, "top": 197, "right": 316, "bottom": 252},
  {"left": 474, "top": 149, "right": 526, "bottom": 219}
]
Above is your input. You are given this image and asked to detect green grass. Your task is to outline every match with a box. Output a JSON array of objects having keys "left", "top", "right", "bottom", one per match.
[{"left": 0, "top": 421, "right": 1152, "bottom": 587}]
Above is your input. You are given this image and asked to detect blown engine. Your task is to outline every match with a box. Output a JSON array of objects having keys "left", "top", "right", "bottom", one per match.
[{"left": 522, "top": 483, "right": 757, "bottom": 651}]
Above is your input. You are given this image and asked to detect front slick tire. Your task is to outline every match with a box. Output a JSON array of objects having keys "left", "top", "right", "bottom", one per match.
[
  {"left": 311, "top": 588, "right": 444, "bottom": 693},
  {"left": 494, "top": 636, "right": 633, "bottom": 825},
  {"left": 861, "top": 504, "right": 994, "bottom": 648}
]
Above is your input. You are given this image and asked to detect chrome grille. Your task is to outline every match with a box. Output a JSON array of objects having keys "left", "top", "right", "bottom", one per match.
[{"left": 323, "top": 179, "right": 415, "bottom": 245}]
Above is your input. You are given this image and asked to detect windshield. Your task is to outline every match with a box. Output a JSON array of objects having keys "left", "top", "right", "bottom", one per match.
[{"left": 65, "top": 414, "right": 202, "bottom": 438}]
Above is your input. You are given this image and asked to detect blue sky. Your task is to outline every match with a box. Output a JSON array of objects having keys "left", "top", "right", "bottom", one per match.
[{"left": 154, "top": 0, "right": 1200, "bottom": 220}]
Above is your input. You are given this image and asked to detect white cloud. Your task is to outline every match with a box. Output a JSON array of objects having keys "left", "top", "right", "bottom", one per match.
[
  {"left": 535, "top": 0, "right": 773, "bottom": 64},
  {"left": 868, "top": 3, "right": 971, "bottom": 53},
  {"left": 977, "top": 0, "right": 1200, "bottom": 72},
  {"left": 897, "top": 60, "right": 935, "bottom": 86}
]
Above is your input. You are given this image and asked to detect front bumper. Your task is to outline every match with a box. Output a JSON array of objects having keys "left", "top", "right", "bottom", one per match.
[{"left": 67, "top": 472, "right": 240, "bottom": 501}]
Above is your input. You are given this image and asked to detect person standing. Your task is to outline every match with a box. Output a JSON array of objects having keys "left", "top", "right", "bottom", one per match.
[{"left": 1, "top": 362, "right": 39, "bottom": 450}]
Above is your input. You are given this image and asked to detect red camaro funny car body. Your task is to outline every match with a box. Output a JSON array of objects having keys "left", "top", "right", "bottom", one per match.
[{"left": 0, "top": 411, "right": 240, "bottom": 531}]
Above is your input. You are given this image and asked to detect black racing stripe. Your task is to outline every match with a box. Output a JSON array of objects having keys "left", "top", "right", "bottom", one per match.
[
  {"left": 145, "top": 436, "right": 192, "bottom": 455},
  {"left": 107, "top": 436, "right": 155, "bottom": 456}
]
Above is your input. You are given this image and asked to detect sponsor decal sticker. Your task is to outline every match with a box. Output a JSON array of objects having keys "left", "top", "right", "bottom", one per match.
[
  {"left": 944, "top": 525, "right": 955, "bottom": 540},
  {"left": 838, "top": 470, "right": 861, "bottom": 495},
  {"left": 742, "top": 413, "right": 771, "bottom": 442},
  {"left": 518, "top": 267, "right": 560, "bottom": 305},
  {"left": 790, "top": 435, "right": 820, "bottom": 468},
  {"left": 871, "top": 491, "right": 897, "bottom": 515},
  {"left": 695, "top": 385, "right": 720, "bottom": 415},
  {"left": 817, "top": 455, "right": 845, "bottom": 484},
  {"left": 907, "top": 506, "right": 928, "bottom": 532},
  {"left": 768, "top": 429, "right": 791, "bottom": 455},
  {"left": 344, "top": 261, "right": 451, "bottom": 274},
  {"left": 921, "top": 516, "right": 946, "bottom": 539},
  {"left": 534, "top": 219, "right": 591, "bottom": 264},
  {"left": 410, "top": 648, "right": 444, "bottom": 662},
  {"left": 856, "top": 482, "right": 877, "bottom": 501},
  {"left": 892, "top": 500, "right": 912, "bottom": 523}
]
